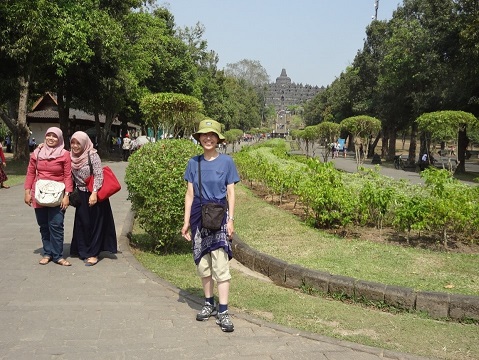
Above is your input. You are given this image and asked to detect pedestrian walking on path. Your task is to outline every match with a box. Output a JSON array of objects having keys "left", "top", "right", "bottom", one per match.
[{"left": 0, "top": 140, "right": 9, "bottom": 189}]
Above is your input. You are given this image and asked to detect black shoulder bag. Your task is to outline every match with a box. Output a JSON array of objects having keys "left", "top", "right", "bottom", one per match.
[
  {"left": 69, "top": 152, "right": 91, "bottom": 208},
  {"left": 68, "top": 181, "right": 82, "bottom": 207},
  {"left": 199, "top": 155, "right": 226, "bottom": 231}
]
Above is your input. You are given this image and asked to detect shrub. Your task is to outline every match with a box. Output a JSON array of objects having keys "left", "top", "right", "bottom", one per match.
[
  {"left": 391, "top": 190, "right": 430, "bottom": 243},
  {"left": 357, "top": 167, "right": 398, "bottom": 229},
  {"left": 125, "top": 139, "right": 201, "bottom": 252},
  {"left": 234, "top": 139, "right": 479, "bottom": 246},
  {"left": 297, "top": 160, "right": 354, "bottom": 228}
]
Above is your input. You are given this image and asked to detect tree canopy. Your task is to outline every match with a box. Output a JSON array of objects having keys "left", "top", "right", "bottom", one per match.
[
  {"left": 2, "top": 0, "right": 479, "bottom": 166},
  {"left": 302, "top": 0, "right": 479, "bottom": 165},
  {"left": 140, "top": 92, "right": 203, "bottom": 139}
]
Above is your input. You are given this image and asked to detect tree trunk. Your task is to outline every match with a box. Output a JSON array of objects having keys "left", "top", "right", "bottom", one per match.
[
  {"left": 14, "top": 76, "right": 31, "bottom": 161},
  {"left": 57, "top": 86, "right": 71, "bottom": 149},
  {"left": 381, "top": 133, "right": 388, "bottom": 159},
  {"left": 93, "top": 111, "right": 108, "bottom": 157},
  {"left": 368, "top": 134, "right": 380, "bottom": 158},
  {"left": 419, "top": 132, "right": 427, "bottom": 159},
  {"left": 408, "top": 122, "right": 418, "bottom": 165},
  {"left": 0, "top": 102, "right": 19, "bottom": 153},
  {"left": 386, "top": 128, "right": 397, "bottom": 161}
]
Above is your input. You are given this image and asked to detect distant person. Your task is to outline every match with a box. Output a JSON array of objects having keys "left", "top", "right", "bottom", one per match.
[
  {"left": 5, "top": 135, "right": 12, "bottom": 153},
  {"left": 122, "top": 134, "right": 132, "bottom": 161},
  {"left": 0, "top": 140, "right": 9, "bottom": 189},
  {"left": 419, "top": 153, "right": 434, "bottom": 171},
  {"left": 342, "top": 145, "right": 347, "bottom": 158},
  {"left": 29, "top": 137, "right": 37, "bottom": 152}
]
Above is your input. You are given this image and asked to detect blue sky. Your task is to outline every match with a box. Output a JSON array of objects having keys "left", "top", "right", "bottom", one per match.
[{"left": 163, "top": 0, "right": 401, "bottom": 87}]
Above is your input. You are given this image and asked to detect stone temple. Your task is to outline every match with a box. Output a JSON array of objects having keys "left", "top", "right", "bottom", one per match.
[
  {"left": 265, "top": 68, "right": 323, "bottom": 111},
  {"left": 264, "top": 69, "right": 324, "bottom": 136}
]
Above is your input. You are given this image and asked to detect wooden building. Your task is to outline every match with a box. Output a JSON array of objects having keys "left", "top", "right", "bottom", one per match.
[{"left": 26, "top": 93, "right": 140, "bottom": 142}]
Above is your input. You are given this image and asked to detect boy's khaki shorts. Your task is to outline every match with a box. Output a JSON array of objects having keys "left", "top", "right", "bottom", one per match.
[{"left": 197, "top": 248, "right": 231, "bottom": 282}]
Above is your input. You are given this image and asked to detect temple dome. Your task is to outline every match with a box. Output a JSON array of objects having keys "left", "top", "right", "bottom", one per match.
[{"left": 275, "top": 68, "right": 291, "bottom": 85}]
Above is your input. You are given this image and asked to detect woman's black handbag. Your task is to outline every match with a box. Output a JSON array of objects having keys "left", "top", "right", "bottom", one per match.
[
  {"left": 69, "top": 186, "right": 82, "bottom": 208},
  {"left": 201, "top": 203, "right": 226, "bottom": 230},
  {"left": 198, "top": 156, "right": 226, "bottom": 230}
]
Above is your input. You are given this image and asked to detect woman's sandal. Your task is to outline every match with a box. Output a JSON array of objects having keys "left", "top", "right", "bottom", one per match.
[
  {"left": 85, "top": 257, "right": 98, "bottom": 266},
  {"left": 39, "top": 256, "right": 51, "bottom": 265},
  {"left": 55, "top": 258, "right": 71, "bottom": 266},
  {"left": 1, "top": 184, "right": 10, "bottom": 189}
]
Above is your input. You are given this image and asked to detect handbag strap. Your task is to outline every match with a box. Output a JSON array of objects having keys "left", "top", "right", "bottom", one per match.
[
  {"left": 34, "top": 153, "right": 44, "bottom": 182},
  {"left": 87, "top": 151, "right": 93, "bottom": 176},
  {"left": 197, "top": 155, "right": 202, "bottom": 203},
  {"left": 35, "top": 153, "right": 39, "bottom": 180}
]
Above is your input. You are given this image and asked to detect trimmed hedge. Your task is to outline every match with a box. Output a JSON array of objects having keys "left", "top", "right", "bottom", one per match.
[
  {"left": 125, "top": 139, "right": 200, "bottom": 252},
  {"left": 233, "top": 139, "right": 479, "bottom": 245}
]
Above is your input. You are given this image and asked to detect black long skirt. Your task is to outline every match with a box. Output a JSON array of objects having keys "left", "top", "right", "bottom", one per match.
[{"left": 70, "top": 190, "right": 118, "bottom": 260}]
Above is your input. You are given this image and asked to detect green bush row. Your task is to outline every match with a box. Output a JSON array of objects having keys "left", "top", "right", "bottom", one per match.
[{"left": 234, "top": 140, "right": 479, "bottom": 246}]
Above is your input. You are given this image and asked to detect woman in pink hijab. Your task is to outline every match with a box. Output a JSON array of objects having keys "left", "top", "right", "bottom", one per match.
[
  {"left": 69, "top": 131, "right": 117, "bottom": 266},
  {"left": 24, "top": 127, "right": 74, "bottom": 266}
]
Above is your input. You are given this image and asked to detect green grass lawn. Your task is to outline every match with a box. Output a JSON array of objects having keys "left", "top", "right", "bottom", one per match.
[
  {"left": 2, "top": 154, "right": 28, "bottom": 187},
  {"left": 234, "top": 185, "right": 479, "bottom": 296},
  {"left": 131, "top": 183, "right": 479, "bottom": 360}
]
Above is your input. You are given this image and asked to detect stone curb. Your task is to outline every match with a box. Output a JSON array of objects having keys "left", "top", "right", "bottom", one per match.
[{"left": 231, "top": 235, "right": 479, "bottom": 322}]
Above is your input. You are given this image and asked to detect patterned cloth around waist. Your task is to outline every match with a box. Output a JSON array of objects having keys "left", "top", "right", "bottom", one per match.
[{"left": 190, "top": 197, "right": 231, "bottom": 265}]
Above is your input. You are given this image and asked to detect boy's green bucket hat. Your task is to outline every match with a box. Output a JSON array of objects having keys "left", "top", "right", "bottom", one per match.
[{"left": 193, "top": 119, "right": 225, "bottom": 142}]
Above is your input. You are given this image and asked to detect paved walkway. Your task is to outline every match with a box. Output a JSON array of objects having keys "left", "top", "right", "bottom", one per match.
[
  {"left": 291, "top": 149, "right": 479, "bottom": 186},
  {"left": 0, "top": 159, "right": 430, "bottom": 359},
  {"left": 329, "top": 155, "right": 426, "bottom": 184}
]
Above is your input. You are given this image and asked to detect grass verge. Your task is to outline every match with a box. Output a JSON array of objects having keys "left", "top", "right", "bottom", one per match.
[
  {"left": 2, "top": 154, "right": 28, "bottom": 187},
  {"left": 131, "top": 184, "right": 479, "bottom": 360}
]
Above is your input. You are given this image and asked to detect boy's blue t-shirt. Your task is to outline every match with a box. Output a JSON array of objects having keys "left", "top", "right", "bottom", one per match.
[{"left": 184, "top": 154, "right": 240, "bottom": 201}]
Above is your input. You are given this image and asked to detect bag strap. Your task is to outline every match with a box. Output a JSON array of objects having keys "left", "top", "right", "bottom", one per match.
[
  {"left": 87, "top": 151, "right": 93, "bottom": 176},
  {"left": 34, "top": 153, "right": 41, "bottom": 181},
  {"left": 197, "top": 155, "right": 202, "bottom": 202}
]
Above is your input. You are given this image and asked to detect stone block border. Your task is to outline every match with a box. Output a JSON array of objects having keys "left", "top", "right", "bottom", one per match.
[{"left": 231, "top": 236, "right": 479, "bottom": 322}]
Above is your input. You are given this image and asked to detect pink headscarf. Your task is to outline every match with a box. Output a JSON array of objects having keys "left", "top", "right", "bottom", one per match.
[
  {"left": 70, "top": 131, "right": 97, "bottom": 170},
  {"left": 35, "top": 127, "right": 66, "bottom": 160}
]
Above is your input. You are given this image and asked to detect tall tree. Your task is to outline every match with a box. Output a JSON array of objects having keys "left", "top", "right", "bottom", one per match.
[
  {"left": 221, "top": 77, "right": 261, "bottom": 131},
  {"left": 0, "top": 0, "right": 61, "bottom": 159},
  {"left": 224, "top": 59, "right": 270, "bottom": 87},
  {"left": 175, "top": 21, "right": 230, "bottom": 122},
  {"left": 140, "top": 92, "right": 203, "bottom": 138},
  {"left": 341, "top": 116, "right": 381, "bottom": 166},
  {"left": 449, "top": 0, "right": 479, "bottom": 115},
  {"left": 416, "top": 110, "right": 478, "bottom": 173}
]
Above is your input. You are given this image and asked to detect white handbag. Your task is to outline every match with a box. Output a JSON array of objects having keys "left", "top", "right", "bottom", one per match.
[{"left": 34, "top": 179, "right": 65, "bottom": 207}]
